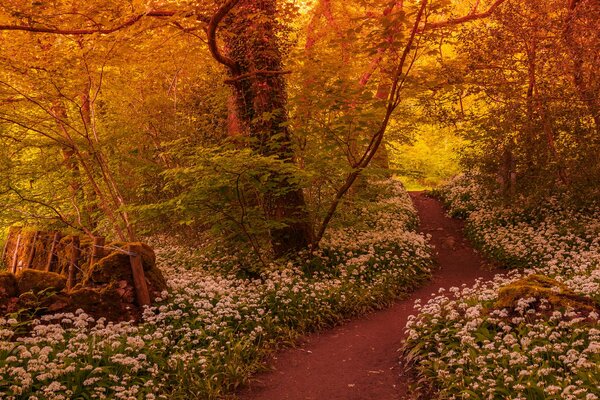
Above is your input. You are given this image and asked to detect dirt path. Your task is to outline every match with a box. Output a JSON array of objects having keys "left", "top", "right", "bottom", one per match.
[{"left": 237, "top": 192, "right": 496, "bottom": 400}]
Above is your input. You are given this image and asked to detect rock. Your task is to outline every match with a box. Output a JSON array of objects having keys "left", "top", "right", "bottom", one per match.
[
  {"left": 144, "top": 266, "right": 168, "bottom": 300},
  {"left": 15, "top": 285, "right": 138, "bottom": 322},
  {"left": 16, "top": 291, "right": 70, "bottom": 313},
  {"left": 46, "top": 293, "right": 71, "bottom": 312},
  {"left": 106, "top": 242, "right": 156, "bottom": 271},
  {"left": 54, "top": 236, "right": 80, "bottom": 276},
  {"left": 84, "top": 252, "right": 133, "bottom": 285},
  {"left": 0, "top": 296, "right": 19, "bottom": 315},
  {"left": 67, "top": 286, "right": 137, "bottom": 321},
  {"left": 0, "top": 272, "right": 17, "bottom": 298},
  {"left": 1, "top": 231, "right": 166, "bottom": 322},
  {"left": 114, "top": 279, "right": 136, "bottom": 303},
  {"left": 17, "top": 291, "right": 38, "bottom": 308},
  {"left": 82, "top": 242, "right": 156, "bottom": 285},
  {"left": 16, "top": 269, "right": 67, "bottom": 295},
  {"left": 495, "top": 274, "right": 598, "bottom": 313},
  {"left": 83, "top": 244, "right": 166, "bottom": 302}
]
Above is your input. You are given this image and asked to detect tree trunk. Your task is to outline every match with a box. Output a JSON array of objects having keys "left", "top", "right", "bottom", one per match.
[
  {"left": 498, "top": 143, "right": 517, "bottom": 198},
  {"left": 564, "top": 0, "right": 600, "bottom": 135},
  {"left": 80, "top": 83, "right": 101, "bottom": 230},
  {"left": 223, "top": 0, "right": 314, "bottom": 257},
  {"left": 526, "top": 40, "right": 568, "bottom": 186}
]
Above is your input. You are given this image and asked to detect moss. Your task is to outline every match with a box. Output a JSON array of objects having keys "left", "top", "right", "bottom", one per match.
[
  {"left": 83, "top": 251, "right": 167, "bottom": 301},
  {"left": 107, "top": 242, "right": 156, "bottom": 271},
  {"left": 0, "top": 272, "right": 17, "bottom": 298},
  {"left": 69, "top": 286, "right": 112, "bottom": 308},
  {"left": 1, "top": 232, "right": 164, "bottom": 321},
  {"left": 84, "top": 243, "right": 158, "bottom": 284},
  {"left": 54, "top": 235, "right": 90, "bottom": 279},
  {"left": 15, "top": 291, "right": 69, "bottom": 313},
  {"left": 54, "top": 236, "right": 75, "bottom": 276},
  {"left": 28, "top": 234, "right": 49, "bottom": 270},
  {"left": 12, "top": 284, "right": 139, "bottom": 322},
  {"left": 495, "top": 274, "right": 598, "bottom": 312},
  {"left": 17, "top": 291, "right": 39, "bottom": 308},
  {"left": 84, "top": 252, "right": 134, "bottom": 285},
  {"left": 15, "top": 269, "right": 66, "bottom": 295}
]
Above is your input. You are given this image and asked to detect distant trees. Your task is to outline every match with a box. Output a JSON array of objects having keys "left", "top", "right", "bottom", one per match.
[{"left": 429, "top": 0, "right": 600, "bottom": 200}]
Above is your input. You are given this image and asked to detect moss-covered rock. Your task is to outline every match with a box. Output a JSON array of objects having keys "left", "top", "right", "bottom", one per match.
[
  {"left": 106, "top": 242, "right": 156, "bottom": 270},
  {"left": 17, "top": 291, "right": 39, "bottom": 308},
  {"left": 16, "top": 269, "right": 66, "bottom": 294},
  {"left": 495, "top": 274, "right": 598, "bottom": 313},
  {"left": 83, "top": 243, "right": 166, "bottom": 301},
  {"left": 144, "top": 266, "right": 168, "bottom": 299},
  {"left": 16, "top": 290, "right": 70, "bottom": 312},
  {"left": 1, "top": 231, "right": 166, "bottom": 321},
  {"left": 84, "top": 252, "right": 132, "bottom": 285},
  {"left": 69, "top": 286, "right": 113, "bottom": 309},
  {"left": 0, "top": 272, "right": 17, "bottom": 298},
  {"left": 13, "top": 285, "right": 138, "bottom": 322},
  {"left": 52, "top": 235, "right": 91, "bottom": 278}
]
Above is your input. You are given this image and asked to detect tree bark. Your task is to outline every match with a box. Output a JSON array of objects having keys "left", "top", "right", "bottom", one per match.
[{"left": 219, "top": 0, "right": 314, "bottom": 257}]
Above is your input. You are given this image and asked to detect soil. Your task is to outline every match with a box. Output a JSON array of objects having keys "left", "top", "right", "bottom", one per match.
[{"left": 236, "top": 192, "right": 498, "bottom": 400}]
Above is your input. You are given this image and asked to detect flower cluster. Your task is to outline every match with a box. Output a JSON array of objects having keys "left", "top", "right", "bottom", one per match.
[
  {"left": 403, "top": 175, "right": 600, "bottom": 399},
  {"left": 0, "top": 179, "right": 433, "bottom": 400}
]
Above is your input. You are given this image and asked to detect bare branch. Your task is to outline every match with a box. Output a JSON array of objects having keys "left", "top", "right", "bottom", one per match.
[
  {"left": 0, "top": 96, "right": 27, "bottom": 105},
  {"left": 0, "top": 114, "right": 70, "bottom": 147},
  {"left": 423, "top": 0, "right": 509, "bottom": 31},
  {"left": 0, "top": 10, "right": 194, "bottom": 35},
  {"left": 207, "top": 0, "right": 240, "bottom": 71},
  {"left": 6, "top": 184, "right": 80, "bottom": 231},
  {"left": 315, "top": 0, "right": 429, "bottom": 244}
]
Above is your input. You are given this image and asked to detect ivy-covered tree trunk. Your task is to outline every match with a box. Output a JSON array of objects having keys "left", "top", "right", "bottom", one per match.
[{"left": 224, "top": 0, "right": 314, "bottom": 257}]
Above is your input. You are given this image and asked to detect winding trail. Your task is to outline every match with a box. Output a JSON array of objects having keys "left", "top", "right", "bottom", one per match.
[{"left": 237, "top": 192, "right": 497, "bottom": 400}]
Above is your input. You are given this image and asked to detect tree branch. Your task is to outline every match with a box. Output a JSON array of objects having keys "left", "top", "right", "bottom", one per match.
[
  {"left": 315, "top": 0, "right": 429, "bottom": 244},
  {"left": 0, "top": 10, "right": 194, "bottom": 35},
  {"left": 0, "top": 96, "right": 27, "bottom": 105},
  {"left": 422, "top": 0, "right": 509, "bottom": 31},
  {"left": 6, "top": 184, "right": 80, "bottom": 231},
  {"left": 207, "top": 0, "right": 240, "bottom": 71}
]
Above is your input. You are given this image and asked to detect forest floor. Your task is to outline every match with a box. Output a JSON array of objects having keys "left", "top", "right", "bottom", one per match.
[{"left": 236, "top": 192, "right": 498, "bottom": 400}]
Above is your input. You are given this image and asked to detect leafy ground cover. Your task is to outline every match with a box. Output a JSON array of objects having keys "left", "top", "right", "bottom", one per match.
[
  {"left": 0, "top": 179, "right": 432, "bottom": 400},
  {"left": 403, "top": 175, "right": 600, "bottom": 399}
]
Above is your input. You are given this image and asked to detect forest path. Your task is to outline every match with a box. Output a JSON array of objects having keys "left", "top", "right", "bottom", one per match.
[{"left": 236, "top": 192, "right": 496, "bottom": 400}]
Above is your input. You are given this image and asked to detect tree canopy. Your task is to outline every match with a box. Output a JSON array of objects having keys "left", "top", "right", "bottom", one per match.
[{"left": 0, "top": 0, "right": 597, "bottom": 260}]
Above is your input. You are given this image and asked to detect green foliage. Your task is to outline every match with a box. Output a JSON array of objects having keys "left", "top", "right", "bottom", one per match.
[
  {"left": 135, "top": 147, "right": 312, "bottom": 258},
  {"left": 390, "top": 125, "right": 465, "bottom": 190},
  {"left": 424, "top": 0, "right": 600, "bottom": 202}
]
